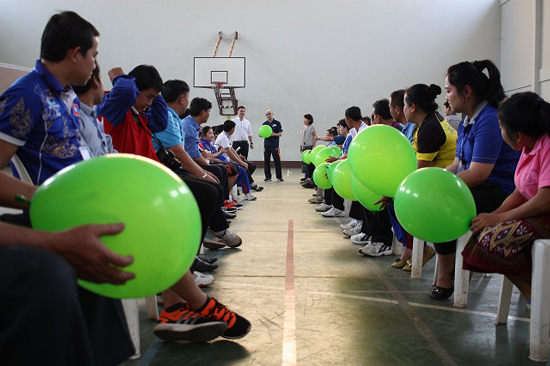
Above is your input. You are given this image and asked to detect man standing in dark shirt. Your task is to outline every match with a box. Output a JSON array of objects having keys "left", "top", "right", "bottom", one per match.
[{"left": 262, "top": 110, "right": 283, "bottom": 181}]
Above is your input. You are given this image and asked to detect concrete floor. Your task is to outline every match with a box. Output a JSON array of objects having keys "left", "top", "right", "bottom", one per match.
[{"left": 121, "top": 168, "right": 545, "bottom": 366}]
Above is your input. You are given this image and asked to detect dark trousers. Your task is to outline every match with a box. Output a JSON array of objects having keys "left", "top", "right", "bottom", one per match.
[
  {"left": 0, "top": 215, "right": 134, "bottom": 366},
  {"left": 325, "top": 188, "right": 344, "bottom": 210},
  {"left": 232, "top": 140, "right": 249, "bottom": 159},
  {"left": 264, "top": 145, "right": 282, "bottom": 179},
  {"left": 434, "top": 182, "right": 510, "bottom": 255},
  {"left": 202, "top": 163, "right": 229, "bottom": 201},
  {"left": 361, "top": 208, "right": 393, "bottom": 246},
  {"left": 241, "top": 158, "right": 256, "bottom": 184},
  {"left": 349, "top": 201, "right": 364, "bottom": 221}
]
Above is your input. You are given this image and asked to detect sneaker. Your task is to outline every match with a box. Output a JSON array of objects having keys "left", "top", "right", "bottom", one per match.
[
  {"left": 359, "top": 242, "right": 392, "bottom": 257},
  {"left": 315, "top": 203, "right": 332, "bottom": 212},
  {"left": 277, "top": 178, "right": 284, "bottom": 182},
  {"left": 192, "top": 257, "right": 219, "bottom": 272},
  {"left": 321, "top": 207, "right": 345, "bottom": 217},
  {"left": 198, "top": 297, "right": 251, "bottom": 339},
  {"left": 244, "top": 192, "right": 257, "bottom": 201},
  {"left": 251, "top": 185, "right": 264, "bottom": 192},
  {"left": 340, "top": 219, "right": 359, "bottom": 230},
  {"left": 223, "top": 211, "right": 237, "bottom": 220},
  {"left": 300, "top": 177, "right": 307, "bottom": 182},
  {"left": 308, "top": 196, "right": 324, "bottom": 204},
  {"left": 264, "top": 178, "right": 271, "bottom": 182},
  {"left": 203, "top": 238, "right": 226, "bottom": 250},
  {"left": 350, "top": 233, "right": 372, "bottom": 245},
  {"left": 342, "top": 225, "right": 362, "bottom": 237},
  {"left": 154, "top": 303, "right": 227, "bottom": 342},
  {"left": 193, "top": 271, "right": 215, "bottom": 287},
  {"left": 215, "top": 230, "right": 242, "bottom": 248},
  {"left": 198, "top": 255, "right": 218, "bottom": 264}
]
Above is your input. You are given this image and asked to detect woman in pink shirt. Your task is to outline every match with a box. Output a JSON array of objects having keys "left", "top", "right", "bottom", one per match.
[{"left": 462, "top": 92, "right": 550, "bottom": 303}]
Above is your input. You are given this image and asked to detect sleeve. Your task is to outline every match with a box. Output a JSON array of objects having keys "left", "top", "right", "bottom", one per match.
[
  {"left": 278, "top": 121, "right": 283, "bottom": 132},
  {"left": 96, "top": 75, "right": 138, "bottom": 127},
  {"left": 0, "top": 84, "right": 43, "bottom": 146},
  {"left": 183, "top": 121, "right": 201, "bottom": 159},
  {"left": 342, "top": 135, "right": 353, "bottom": 153},
  {"left": 538, "top": 141, "right": 550, "bottom": 189},
  {"left": 145, "top": 94, "right": 168, "bottom": 133},
  {"left": 246, "top": 121, "right": 252, "bottom": 136},
  {"left": 471, "top": 113, "right": 503, "bottom": 164},
  {"left": 416, "top": 120, "right": 446, "bottom": 162},
  {"left": 154, "top": 114, "right": 181, "bottom": 149},
  {"left": 334, "top": 135, "right": 346, "bottom": 145}
]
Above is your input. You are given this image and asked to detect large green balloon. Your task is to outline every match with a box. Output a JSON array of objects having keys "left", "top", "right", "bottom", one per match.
[
  {"left": 301, "top": 149, "right": 312, "bottom": 164},
  {"left": 351, "top": 174, "right": 383, "bottom": 212},
  {"left": 331, "top": 146, "right": 342, "bottom": 157},
  {"left": 309, "top": 145, "right": 326, "bottom": 165},
  {"left": 327, "top": 160, "right": 340, "bottom": 183},
  {"left": 394, "top": 168, "right": 476, "bottom": 243},
  {"left": 312, "top": 162, "right": 332, "bottom": 189},
  {"left": 314, "top": 147, "right": 340, "bottom": 167},
  {"left": 30, "top": 154, "right": 201, "bottom": 299},
  {"left": 259, "top": 125, "right": 273, "bottom": 138},
  {"left": 331, "top": 160, "right": 357, "bottom": 201},
  {"left": 348, "top": 125, "right": 416, "bottom": 197}
]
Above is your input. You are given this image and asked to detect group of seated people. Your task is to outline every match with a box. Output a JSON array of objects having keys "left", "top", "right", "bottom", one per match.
[
  {"left": 303, "top": 59, "right": 550, "bottom": 307},
  {"left": 0, "top": 11, "right": 260, "bottom": 365}
]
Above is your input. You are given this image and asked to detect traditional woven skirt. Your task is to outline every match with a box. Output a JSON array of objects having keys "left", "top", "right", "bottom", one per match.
[{"left": 462, "top": 215, "right": 550, "bottom": 275}]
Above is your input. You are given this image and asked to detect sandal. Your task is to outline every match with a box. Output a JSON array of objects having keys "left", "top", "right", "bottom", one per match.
[
  {"left": 429, "top": 285, "right": 454, "bottom": 300},
  {"left": 391, "top": 258, "right": 409, "bottom": 269}
]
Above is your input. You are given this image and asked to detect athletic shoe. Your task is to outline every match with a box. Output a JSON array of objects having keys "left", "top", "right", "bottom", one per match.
[
  {"left": 198, "top": 297, "right": 251, "bottom": 339},
  {"left": 350, "top": 233, "right": 372, "bottom": 245},
  {"left": 308, "top": 196, "right": 324, "bottom": 204},
  {"left": 300, "top": 177, "right": 307, "bottom": 182},
  {"left": 192, "top": 257, "right": 218, "bottom": 272},
  {"left": 203, "top": 239, "right": 226, "bottom": 250},
  {"left": 251, "top": 185, "right": 264, "bottom": 192},
  {"left": 321, "top": 207, "right": 345, "bottom": 217},
  {"left": 342, "top": 225, "right": 362, "bottom": 237},
  {"left": 193, "top": 271, "right": 214, "bottom": 287},
  {"left": 198, "top": 255, "right": 218, "bottom": 264},
  {"left": 223, "top": 211, "right": 237, "bottom": 220},
  {"left": 315, "top": 203, "right": 332, "bottom": 212},
  {"left": 244, "top": 193, "right": 257, "bottom": 201},
  {"left": 264, "top": 178, "right": 271, "bottom": 182},
  {"left": 359, "top": 242, "right": 393, "bottom": 257},
  {"left": 215, "top": 230, "right": 242, "bottom": 248},
  {"left": 277, "top": 178, "right": 284, "bottom": 182},
  {"left": 340, "top": 219, "right": 359, "bottom": 230},
  {"left": 222, "top": 205, "right": 237, "bottom": 213},
  {"left": 153, "top": 303, "right": 227, "bottom": 342}
]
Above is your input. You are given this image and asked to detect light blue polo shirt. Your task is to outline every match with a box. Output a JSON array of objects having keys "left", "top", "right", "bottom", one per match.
[{"left": 153, "top": 106, "right": 185, "bottom": 151}]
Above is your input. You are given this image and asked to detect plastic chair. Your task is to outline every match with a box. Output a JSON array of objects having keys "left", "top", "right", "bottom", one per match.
[
  {"left": 122, "top": 296, "right": 159, "bottom": 359},
  {"left": 495, "top": 239, "right": 550, "bottom": 362}
]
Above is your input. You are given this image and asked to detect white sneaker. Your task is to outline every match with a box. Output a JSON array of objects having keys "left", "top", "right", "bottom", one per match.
[
  {"left": 350, "top": 233, "right": 372, "bottom": 245},
  {"left": 340, "top": 219, "right": 358, "bottom": 230},
  {"left": 315, "top": 203, "right": 332, "bottom": 212},
  {"left": 321, "top": 207, "right": 345, "bottom": 217},
  {"left": 193, "top": 271, "right": 214, "bottom": 287},
  {"left": 359, "top": 242, "right": 393, "bottom": 257},
  {"left": 342, "top": 225, "right": 362, "bottom": 237},
  {"left": 244, "top": 192, "right": 257, "bottom": 201},
  {"left": 214, "top": 230, "right": 242, "bottom": 248}
]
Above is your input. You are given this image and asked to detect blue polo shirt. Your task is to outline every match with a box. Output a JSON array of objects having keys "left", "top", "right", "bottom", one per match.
[
  {"left": 182, "top": 115, "right": 202, "bottom": 159},
  {"left": 263, "top": 119, "right": 283, "bottom": 147},
  {"left": 342, "top": 134, "right": 353, "bottom": 153},
  {"left": 402, "top": 122, "right": 417, "bottom": 143},
  {"left": 153, "top": 106, "right": 185, "bottom": 151},
  {"left": 0, "top": 60, "right": 83, "bottom": 185},
  {"left": 334, "top": 134, "right": 346, "bottom": 145},
  {"left": 456, "top": 102, "right": 520, "bottom": 194}
]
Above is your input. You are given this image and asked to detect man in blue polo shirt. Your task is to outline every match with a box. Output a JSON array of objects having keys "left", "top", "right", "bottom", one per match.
[{"left": 262, "top": 109, "right": 284, "bottom": 181}]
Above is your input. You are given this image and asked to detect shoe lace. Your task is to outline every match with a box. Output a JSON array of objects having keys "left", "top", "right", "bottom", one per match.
[
  {"left": 159, "top": 306, "right": 200, "bottom": 324},
  {"left": 203, "top": 299, "right": 236, "bottom": 327}
]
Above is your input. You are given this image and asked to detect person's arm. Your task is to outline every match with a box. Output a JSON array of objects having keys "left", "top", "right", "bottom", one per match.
[
  {"left": 418, "top": 160, "right": 434, "bottom": 168},
  {"left": 0, "top": 166, "right": 36, "bottom": 209},
  {"left": 168, "top": 144, "right": 218, "bottom": 183},
  {"left": 457, "top": 162, "right": 495, "bottom": 188},
  {"left": 247, "top": 122, "right": 253, "bottom": 149},
  {"left": 312, "top": 130, "right": 318, "bottom": 148},
  {"left": 317, "top": 136, "right": 335, "bottom": 141},
  {"left": 471, "top": 187, "right": 550, "bottom": 233},
  {"left": 445, "top": 157, "right": 460, "bottom": 174},
  {"left": 146, "top": 94, "right": 169, "bottom": 133},
  {"left": 0, "top": 221, "right": 135, "bottom": 284},
  {"left": 226, "top": 147, "right": 248, "bottom": 169},
  {"left": 97, "top": 71, "right": 138, "bottom": 126}
]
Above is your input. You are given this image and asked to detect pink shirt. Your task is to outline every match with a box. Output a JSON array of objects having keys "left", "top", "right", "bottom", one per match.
[{"left": 514, "top": 133, "right": 550, "bottom": 200}]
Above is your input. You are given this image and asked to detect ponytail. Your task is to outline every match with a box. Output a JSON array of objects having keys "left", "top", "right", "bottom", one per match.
[
  {"left": 447, "top": 60, "right": 505, "bottom": 108},
  {"left": 498, "top": 92, "right": 550, "bottom": 138},
  {"left": 405, "top": 83, "right": 441, "bottom": 114}
]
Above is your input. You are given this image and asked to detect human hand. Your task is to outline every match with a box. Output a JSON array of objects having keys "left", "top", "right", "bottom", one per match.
[
  {"left": 471, "top": 213, "right": 503, "bottom": 234},
  {"left": 108, "top": 67, "right": 124, "bottom": 82},
  {"left": 374, "top": 196, "right": 393, "bottom": 210},
  {"left": 51, "top": 223, "right": 135, "bottom": 285},
  {"left": 325, "top": 157, "right": 338, "bottom": 163},
  {"left": 204, "top": 170, "right": 220, "bottom": 183},
  {"left": 239, "top": 154, "right": 246, "bottom": 160},
  {"left": 250, "top": 143, "right": 254, "bottom": 150},
  {"left": 241, "top": 162, "right": 249, "bottom": 170}
]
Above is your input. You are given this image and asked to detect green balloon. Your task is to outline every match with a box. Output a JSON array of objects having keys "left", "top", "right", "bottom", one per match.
[
  {"left": 301, "top": 149, "right": 312, "bottom": 164},
  {"left": 30, "top": 154, "right": 201, "bottom": 299},
  {"left": 394, "top": 168, "right": 476, "bottom": 243},
  {"left": 310, "top": 145, "right": 326, "bottom": 165},
  {"left": 314, "top": 147, "right": 339, "bottom": 166},
  {"left": 331, "top": 146, "right": 342, "bottom": 157},
  {"left": 312, "top": 162, "right": 332, "bottom": 189},
  {"left": 348, "top": 125, "right": 416, "bottom": 197},
  {"left": 259, "top": 125, "right": 273, "bottom": 138},
  {"left": 351, "top": 174, "right": 383, "bottom": 212},
  {"left": 331, "top": 160, "right": 357, "bottom": 201},
  {"left": 327, "top": 160, "right": 340, "bottom": 183}
]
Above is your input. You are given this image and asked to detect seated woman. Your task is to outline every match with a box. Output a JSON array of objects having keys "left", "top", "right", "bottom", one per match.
[{"left": 462, "top": 92, "right": 550, "bottom": 304}]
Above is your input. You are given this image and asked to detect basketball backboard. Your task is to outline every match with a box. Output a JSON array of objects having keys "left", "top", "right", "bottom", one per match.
[{"left": 193, "top": 57, "right": 245, "bottom": 88}]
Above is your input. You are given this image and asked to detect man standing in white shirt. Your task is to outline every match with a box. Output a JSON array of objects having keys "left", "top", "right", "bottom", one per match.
[{"left": 231, "top": 106, "right": 253, "bottom": 159}]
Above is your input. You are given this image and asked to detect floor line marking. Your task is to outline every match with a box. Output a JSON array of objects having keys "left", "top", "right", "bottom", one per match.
[{"left": 282, "top": 219, "right": 297, "bottom": 366}]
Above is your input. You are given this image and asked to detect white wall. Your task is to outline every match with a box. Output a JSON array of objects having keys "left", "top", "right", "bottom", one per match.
[{"left": 0, "top": 0, "right": 501, "bottom": 162}]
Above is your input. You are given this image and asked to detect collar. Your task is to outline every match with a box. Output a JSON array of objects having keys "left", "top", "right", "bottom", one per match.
[
  {"left": 167, "top": 106, "right": 180, "bottom": 121},
  {"left": 526, "top": 134, "right": 547, "bottom": 156},
  {"left": 463, "top": 101, "right": 488, "bottom": 126},
  {"left": 35, "top": 60, "right": 66, "bottom": 94},
  {"left": 79, "top": 102, "right": 95, "bottom": 118},
  {"left": 187, "top": 115, "right": 200, "bottom": 130}
]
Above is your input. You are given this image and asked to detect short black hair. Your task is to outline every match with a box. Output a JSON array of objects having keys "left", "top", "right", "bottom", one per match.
[
  {"left": 189, "top": 97, "right": 212, "bottom": 117},
  {"left": 213, "top": 124, "right": 224, "bottom": 135},
  {"left": 304, "top": 114, "right": 314, "bottom": 125},
  {"left": 337, "top": 119, "right": 349, "bottom": 129},
  {"left": 327, "top": 127, "right": 338, "bottom": 136},
  {"left": 372, "top": 99, "right": 393, "bottom": 120},
  {"left": 72, "top": 62, "right": 100, "bottom": 95},
  {"left": 200, "top": 125, "right": 212, "bottom": 138},
  {"left": 128, "top": 65, "right": 163, "bottom": 92},
  {"left": 405, "top": 84, "right": 441, "bottom": 114},
  {"left": 237, "top": 106, "right": 246, "bottom": 111},
  {"left": 40, "top": 11, "right": 99, "bottom": 62},
  {"left": 345, "top": 106, "right": 362, "bottom": 121},
  {"left": 223, "top": 120, "right": 236, "bottom": 132},
  {"left": 390, "top": 90, "right": 406, "bottom": 109},
  {"left": 162, "top": 80, "right": 190, "bottom": 103}
]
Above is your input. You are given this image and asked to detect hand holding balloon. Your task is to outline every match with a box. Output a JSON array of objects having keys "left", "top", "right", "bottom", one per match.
[
  {"left": 374, "top": 196, "right": 393, "bottom": 210},
  {"left": 470, "top": 213, "right": 503, "bottom": 234}
]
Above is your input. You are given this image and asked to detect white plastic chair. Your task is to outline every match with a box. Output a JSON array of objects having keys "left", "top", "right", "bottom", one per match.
[
  {"left": 122, "top": 296, "right": 159, "bottom": 359},
  {"left": 495, "top": 239, "right": 550, "bottom": 362}
]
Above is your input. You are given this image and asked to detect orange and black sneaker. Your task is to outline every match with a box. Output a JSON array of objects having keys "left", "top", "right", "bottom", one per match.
[
  {"left": 197, "top": 297, "right": 251, "bottom": 339},
  {"left": 153, "top": 303, "right": 227, "bottom": 342}
]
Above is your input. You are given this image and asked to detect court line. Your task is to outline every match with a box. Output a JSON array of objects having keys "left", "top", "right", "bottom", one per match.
[{"left": 282, "top": 219, "right": 297, "bottom": 366}]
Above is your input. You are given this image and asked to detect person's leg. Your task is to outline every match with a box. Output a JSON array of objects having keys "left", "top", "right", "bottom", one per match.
[
  {"left": 202, "top": 164, "right": 229, "bottom": 201},
  {"left": 264, "top": 146, "right": 272, "bottom": 180},
  {"left": 180, "top": 174, "right": 220, "bottom": 243},
  {"left": 273, "top": 146, "right": 283, "bottom": 180},
  {"left": 236, "top": 166, "right": 251, "bottom": 193},
  {"left": 324, "top": 188, "right": 333, "bottom": 206},
  {"left": 349, "top": 201, "right": 363, "bottom": 221},
  {"left": 332, "top": 190, "right": 345, "bottom": 211}
]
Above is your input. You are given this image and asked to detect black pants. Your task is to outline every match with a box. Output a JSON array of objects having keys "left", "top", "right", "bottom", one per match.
[
  {"left": 361, "top": 208, "right": 393, "bottom": 245},
  {"left": 241, "top": 158, "right": 256, "bottom": 184},
  {"left": 0, "top": 215, "right": 134, "bottom": 366},
  {"left": 264, "top": 145, "right": 282, "bottom": 180},
  {"left": 349, "top": 201, "right": 364, "bottom": 221},
  {"left": 202, "top": 163, "right": 229, "bottom": 201},
  {"left": 433, "top": 182, "right": 510, "bottom": 255},
  {"left": 325, "top": 188, "right": 344, "bottom": 210},
  {"left": 232, "top": 140, "right": 249, "bottom": 159}
]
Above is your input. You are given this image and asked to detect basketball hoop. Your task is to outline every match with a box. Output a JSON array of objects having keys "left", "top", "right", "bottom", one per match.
[{"left": 212, "top": 81, "right": 225, "bottom": 90}]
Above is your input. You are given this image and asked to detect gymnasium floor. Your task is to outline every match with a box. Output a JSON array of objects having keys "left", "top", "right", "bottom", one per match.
[{"left": 119, "top": 168, "right": 540, "bottom": 366}]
